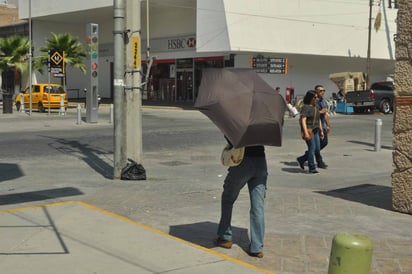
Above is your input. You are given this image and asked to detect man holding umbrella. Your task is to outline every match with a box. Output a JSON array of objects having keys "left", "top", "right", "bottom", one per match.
[{"left": 194, "top": 68, "right": 286, "bottom": 258}]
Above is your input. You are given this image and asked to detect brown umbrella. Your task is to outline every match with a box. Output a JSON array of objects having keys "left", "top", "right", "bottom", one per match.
[{"left": 194, "top": 68, "right": 286, "bottom": 148}]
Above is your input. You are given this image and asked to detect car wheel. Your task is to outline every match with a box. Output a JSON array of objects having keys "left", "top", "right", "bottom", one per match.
[
  {"left": 380, "top": 99, "right": 391, "bottom": 114},
  {"left": 38, "top": 102, "right": 45, "bottom": 113},
  {"left": 16, "top": 102, "right": 21, "bottom": 111}
]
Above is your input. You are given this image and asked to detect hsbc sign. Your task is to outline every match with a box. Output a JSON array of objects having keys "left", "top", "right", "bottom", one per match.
[
  {"left": 167, "top": 36, "right": 196, "bottom": 50},
  {"left": 142, "top": 35, "right": 196, "bottom": 52}
]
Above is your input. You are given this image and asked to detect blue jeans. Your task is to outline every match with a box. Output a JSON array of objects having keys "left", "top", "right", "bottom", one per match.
[
  {"left": 306, "top": 128, "right": 321, "bottom": 171},
  {"left": 217, "top": 156, "right": 268, "bottom": 253},
  {"left": 299, "top": 126, "right": 327, "bottom": 165}
]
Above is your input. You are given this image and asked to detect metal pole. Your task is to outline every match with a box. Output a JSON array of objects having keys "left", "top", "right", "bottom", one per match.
[
  {"left": 62, "top": 51, "right": 67, "bottom": 116},
  {"left": 374, "top": 118, "right": 382, "bottom": 151},
  {"left": 113, "top": 0, "right": 127, "bottom": 179},
  {"left": 48, "top": 51, "right": 51, "bottom": 115},
  {"left": 59, "top": 95, "right": 65, "bottom": 115},
  {"left": 20, "top": 93, "right": 25, "bottom": 112},
  {"left": 109, "top": 103, "right": 114, "bottom": 124},
  {"left": 366, "top": 0, "right": 373, "bottom": 88},
  {"left": 76, "top": 104, "right": 82, "bottom": 125},
  {"left": 146, "top": 0, "right": 150, "bottom": 60},
  {"left": 28, "top": 0, "right": 32, "bottom": 115},
  {"left": 145, "top": 0, "right": 150, "bottom": 101}
]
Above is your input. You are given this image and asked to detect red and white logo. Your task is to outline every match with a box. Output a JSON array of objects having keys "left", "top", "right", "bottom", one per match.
[{"left": 186, "top": 37, "right": 196, "bottom": 48}]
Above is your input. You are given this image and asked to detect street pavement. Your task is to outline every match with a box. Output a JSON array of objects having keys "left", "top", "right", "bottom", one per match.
[{"left": 0, "top": 102, "right": 411, "bottom": 274}]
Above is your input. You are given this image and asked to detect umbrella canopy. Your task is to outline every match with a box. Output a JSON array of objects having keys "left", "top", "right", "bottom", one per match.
[{"left": 194, "top": 68, "right": 286, "bottom": 148}]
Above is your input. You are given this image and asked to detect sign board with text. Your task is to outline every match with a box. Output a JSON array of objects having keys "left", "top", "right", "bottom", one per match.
[
  {"left": 49, "top": 50, "right": 65, "bottom": 77},
  {"left": 250, "top": 56, "right": 288, "bottom": 74},
  {"left": 132, "top": 37, "right": 140, "bottom": 69}
]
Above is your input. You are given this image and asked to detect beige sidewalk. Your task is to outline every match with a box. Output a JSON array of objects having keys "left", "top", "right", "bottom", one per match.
[{"left": 0, "top": 201, "right": 273, "bottom": 274}]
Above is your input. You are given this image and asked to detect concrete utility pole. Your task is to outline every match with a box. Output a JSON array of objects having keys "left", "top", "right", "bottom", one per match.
[
  {"left": 113, "top": 0, "right": 144, "bottom": 179},
  {"left": 113, "top": 0, "right": 127, "bottom": 178},
  {"left": 125, "top": 0, "right": 144, "bottom": 166}
]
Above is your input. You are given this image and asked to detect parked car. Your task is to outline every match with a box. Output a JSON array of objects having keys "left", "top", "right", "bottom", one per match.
[
  {"left": 370, "top": 81, "right": 394, "bottom": 114},
  {"left": 344, "top": 81, "right": 394, "bottom": 114},
  {"left": 15, "top": 84, "right": 68, "bottom": 112},
  {"left": 329, "top": 72, "right": 394, "bottom": 114}
]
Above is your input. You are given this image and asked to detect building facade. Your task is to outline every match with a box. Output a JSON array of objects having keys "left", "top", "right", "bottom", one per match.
[
  {"left": 0, "top": 0, "right": 26, "bottom": 38},
  {"left": 17, "top": 0, "right": 398, "bottom": 102},
  {"left": 0, "top": 1, "right": 21, "bottom": 28}
]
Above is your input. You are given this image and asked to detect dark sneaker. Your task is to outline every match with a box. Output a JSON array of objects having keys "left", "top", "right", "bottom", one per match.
[
  {"left": 215, "top": 238, "right": 233, "bottom": 249},
  {"left": 296, "top": 157, "right": 305, "bottom": 170},
  {"left": 317, "top": 162, "right": 328, "bottom": 169},
  {"left": 248, "top": 251, "right": 264, "bottom": 258},
  {"left": 309, "top": 169, "right": 319, "bottom": 174}
]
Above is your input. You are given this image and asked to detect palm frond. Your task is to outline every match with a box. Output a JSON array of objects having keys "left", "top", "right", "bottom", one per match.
[{"left": 37, "top": 32, "right": 87, "bottom": 75}]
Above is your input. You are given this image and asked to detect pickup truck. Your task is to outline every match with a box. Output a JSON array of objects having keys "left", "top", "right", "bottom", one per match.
[{"left": 345, "top": 81, "right": 394, "bottom": 114}]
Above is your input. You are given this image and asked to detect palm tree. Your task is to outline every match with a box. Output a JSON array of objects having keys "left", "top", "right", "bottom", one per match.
[
  {"left": 33, "top": 32, "right": 87, "bottom": 83},
  {"left": 0, "top": 35, "right": 30, "bottom": 94}
]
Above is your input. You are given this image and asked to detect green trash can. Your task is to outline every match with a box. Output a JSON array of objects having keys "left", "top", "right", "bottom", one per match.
[
  {"left": 328, "top": 233, "right": 373, "bottom": 274},
  {"left": 2, "top": 93, "right": 13, "bottom": 114}
]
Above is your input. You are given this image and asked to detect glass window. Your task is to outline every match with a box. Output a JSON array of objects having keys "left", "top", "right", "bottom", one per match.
[{"left": 371, "top": 82, "right": 393, "bottom": 91}]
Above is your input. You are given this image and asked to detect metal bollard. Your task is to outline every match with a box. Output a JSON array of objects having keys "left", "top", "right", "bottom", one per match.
[
  {"left": 59, "top": 95, "right": 65, "bottom": 115},
  {"left": 374, "top": 118, "right": 382, "bottom": 151},
  {"left": 110, "top": 104, "right": 114, "bottom": 124},
  {"left": 328, "top": 233, "right": 373, "bottom": 274},
  {"left": 76, "top": 104, "right": 82, "bottom": 125},
  {"left": 20, "top": 93, "right": 25, "bottom": 112}
]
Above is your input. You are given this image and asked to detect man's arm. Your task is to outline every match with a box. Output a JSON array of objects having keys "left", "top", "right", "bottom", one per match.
[
  {"left": 325, "top": 112, "right": 331, "bottom": 133},
  {"left": 319, "top": 100, "right": 330, "bottom": 132}
]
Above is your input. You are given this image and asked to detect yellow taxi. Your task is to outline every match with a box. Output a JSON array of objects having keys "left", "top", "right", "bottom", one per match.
[{"left": 15, "top": 83, "right": 68, "bottom": 112}]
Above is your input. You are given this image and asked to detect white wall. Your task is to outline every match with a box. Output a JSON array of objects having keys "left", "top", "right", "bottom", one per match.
[
  {"left": 197, "top": 0, "right": 397, "bottom": 60},
  {"left": 142, "top": 2, "right": 196, "bottom": 39},
  {"left": 18, "top": 0, "right": 111, "bottom": 18}
]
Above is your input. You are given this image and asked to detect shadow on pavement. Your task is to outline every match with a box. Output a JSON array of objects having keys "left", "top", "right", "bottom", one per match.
[
  {"left": 0, "top": 206, "right": 69, "bottom": 255},
  {"left": 280, "top": 161, "right": 307, "bottom": 174},
  {"left": 39, "top": 135, "right": 113, "bottom": 179},
  {"left": 347, "top": 140, "right": 393, "bottom": 150},
  {"left": 0, "top": 187, "right": 83, "bottom": 206},
  {"left": 317, "top": 184, "right": 393, "bottom": 211},
  {"left": 169, "top": 221, "right": 250, "bottom": 250},
  {"left": 0, "top": 163, "right": 24, "bottom": 182}
]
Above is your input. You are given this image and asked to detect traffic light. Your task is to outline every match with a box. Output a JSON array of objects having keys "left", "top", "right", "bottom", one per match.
[
  {"left": 91, "top": 62, "right": 98, "bottom": 77},
  {"left": 88, "top": 24, "right": 98, "bottom": 79},
  {"left": 86, "top": 23, "right": 99, "bottom": 123}
]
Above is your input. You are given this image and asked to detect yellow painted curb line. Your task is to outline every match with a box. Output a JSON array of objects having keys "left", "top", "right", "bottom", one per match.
[{"left": 0, "top": 201, "right": 275, "bottom": 274}]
